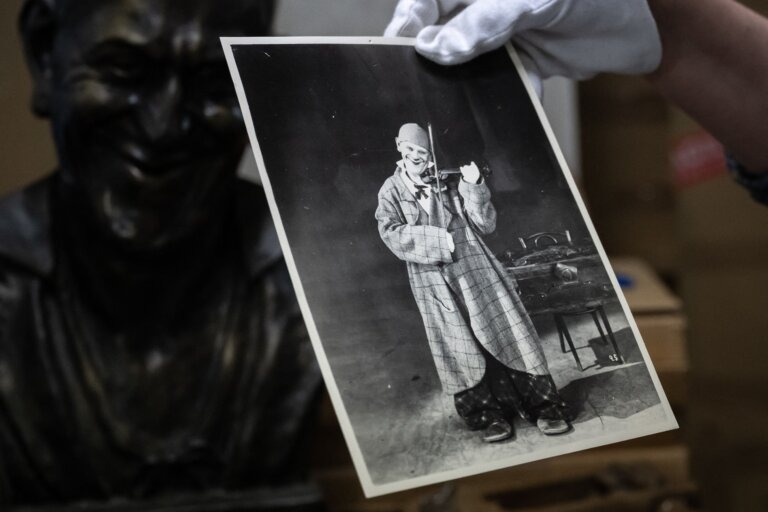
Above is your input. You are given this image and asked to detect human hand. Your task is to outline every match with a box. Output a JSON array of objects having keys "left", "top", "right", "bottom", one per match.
[
  {"left": 446, "top": 231, "right": 455, "bottom": 252},
  {"left": 384, "top": 0, "right": 662, "bottom": 81},
  {"left": 460, "top": 161, "right": 481, "bottom": 184}
]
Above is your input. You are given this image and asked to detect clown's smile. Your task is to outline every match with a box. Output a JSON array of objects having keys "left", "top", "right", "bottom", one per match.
[{"left": 397, "top": 140, "right": 431, "bottom": 178}]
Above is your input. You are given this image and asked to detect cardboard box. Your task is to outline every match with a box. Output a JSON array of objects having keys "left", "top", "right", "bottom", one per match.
[
  {"left": 579, "top": 77, "right": 679, "bottom": 277},
  {"left": 316, "top": 446, "right": 692, "bottom": 512},
  {"left": 671, "top": 97, "right": 768, "bottom": 510},
  {"left": 609, "top": 258, "right": 687, "bottom": 410},
  {"left": 610, "top": 258, "right": 686, "bottom": 374},
  {"left": 741, "top": 0, "right": 768, "bottom": 17}
]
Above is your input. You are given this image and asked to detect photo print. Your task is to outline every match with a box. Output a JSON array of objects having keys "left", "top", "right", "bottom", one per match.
[{"left": 223, "top": 37, "right": 677, "bottom": 497}]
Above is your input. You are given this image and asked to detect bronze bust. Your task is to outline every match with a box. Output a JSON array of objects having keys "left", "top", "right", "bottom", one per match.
[{"left": 0, "top": 0, "right": 322, "bottom": 509}]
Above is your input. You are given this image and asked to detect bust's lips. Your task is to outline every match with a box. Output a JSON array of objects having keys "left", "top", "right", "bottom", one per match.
[{"left": 111, "top": 143, "right": 199, "bottom": 181}]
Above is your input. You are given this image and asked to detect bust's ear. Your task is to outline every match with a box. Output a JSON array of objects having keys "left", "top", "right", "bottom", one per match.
[{"left": 19, "top": 0, "right": 57, "bottom": 118}]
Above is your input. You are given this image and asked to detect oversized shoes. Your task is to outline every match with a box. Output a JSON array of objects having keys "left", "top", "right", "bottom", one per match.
[
  {"left": 536, "top": 418, "right": 571, "bottom": 435},
  {"left": 482, "top": 420, "right": 513, "bottom": 443},
  {"left": 482, "top": 418, "right": 571, "bottom": 442}
]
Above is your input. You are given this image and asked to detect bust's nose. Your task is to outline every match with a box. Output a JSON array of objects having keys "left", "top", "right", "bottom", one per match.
[{"left": 138, "top": 76, "right": 189, "bottom": 144}]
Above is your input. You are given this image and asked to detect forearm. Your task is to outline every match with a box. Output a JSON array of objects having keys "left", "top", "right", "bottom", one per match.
[
  {"left": 378, "top": 224, "right": 454, "bottom": 265},
  {"left": 647, "top": 0, "right": 768, "bottom": 171},
  {"left": 376, "top": 197, "right": 453, "bottom": 264},
  {"left": 458, "top": 179, "right": 496, "bottom": 234}
]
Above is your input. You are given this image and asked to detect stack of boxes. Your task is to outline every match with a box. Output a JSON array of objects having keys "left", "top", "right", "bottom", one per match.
[
  {"left": 673, "top": 109, "right": 768, "bottom": 509},
  {"left": 581, "top": 0, "right": 768, "bottom": 504}
]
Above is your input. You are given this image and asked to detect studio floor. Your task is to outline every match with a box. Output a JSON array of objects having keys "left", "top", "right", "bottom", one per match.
[{"left": 332, "top": 302, "right": 669, "bottom": 486}]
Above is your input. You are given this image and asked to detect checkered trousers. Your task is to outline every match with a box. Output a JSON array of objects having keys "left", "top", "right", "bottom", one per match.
[
  {"left": 376, "top": 171, "right": 551, "bottom": 395},
  {"left": 454, "top": 346, "right": 570, "bottom": 430}
]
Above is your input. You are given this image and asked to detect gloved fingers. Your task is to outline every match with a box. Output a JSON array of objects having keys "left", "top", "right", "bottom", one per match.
[
  {"left": 384, "top": 0, "right": 440, "bottom": 37},
  {"left": 414, "top": 0, "right": 529, "bottom": 65},
  {"left": 398, "top": 0, "right": 661, "bottom": 80},
  {"left": 434, "top": 0, "right": 479, "bottom": 23},
  {"left": 387, "top": 0, "right": 544, "bottom": 96},
  {"left": 514, "top": 0, "right": 661, "bottom": 79},
  {"left": 384, "top": 0, "right": 476, "bottom": 37}
]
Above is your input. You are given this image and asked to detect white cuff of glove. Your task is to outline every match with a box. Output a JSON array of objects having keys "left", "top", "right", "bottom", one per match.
[{"left": 385, "top": 0, "right": 661, "bottom": 81}]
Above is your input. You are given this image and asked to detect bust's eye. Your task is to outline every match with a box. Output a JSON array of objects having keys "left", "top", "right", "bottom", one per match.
[
  {"left": 102, "top": 57, "right": 146, "bottom": 83},
  {"left": 86, "top": 43, "right": 153, "bottom": 86}
]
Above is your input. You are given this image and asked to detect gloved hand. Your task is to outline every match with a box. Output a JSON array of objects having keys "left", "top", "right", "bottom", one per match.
[
  {"left": 384, "top": 0, "right": 662, "bottom": 81},
  {"left": 460, "top": 161, "right": 481, "bottom": 184}
]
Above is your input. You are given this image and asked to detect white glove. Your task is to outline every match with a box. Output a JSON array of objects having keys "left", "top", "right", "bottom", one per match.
[
  {"left": 460, "top": 161, "right": 481, "bottom": 184},
  {"left": 384, "top": 0, "right": 662, "bottom": 81}
]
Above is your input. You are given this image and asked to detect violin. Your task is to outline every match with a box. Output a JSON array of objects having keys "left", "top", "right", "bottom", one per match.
[{"left": 421, "top": 163, "right": 492, "bottom": 184}]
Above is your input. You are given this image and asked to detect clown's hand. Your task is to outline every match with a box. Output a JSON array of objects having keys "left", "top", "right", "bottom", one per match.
[
  {"left": 460, "top": 161, "right": 481, "bottom": 184},
  {"left": 384, "top": 0, "right": 661, "bottom": 81}
]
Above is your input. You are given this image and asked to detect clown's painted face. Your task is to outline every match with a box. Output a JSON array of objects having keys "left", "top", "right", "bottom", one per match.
[{"left": 396, "top": 138, "right": 431, "bottom": 179}]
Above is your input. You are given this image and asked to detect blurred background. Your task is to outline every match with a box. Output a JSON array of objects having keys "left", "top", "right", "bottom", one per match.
[{"left": 1, "top": 0, "right": 767, "bottom": 510}]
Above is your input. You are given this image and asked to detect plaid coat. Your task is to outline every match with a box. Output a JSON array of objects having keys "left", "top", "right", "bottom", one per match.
[{"left": 376, "top": 169, "right": 550, "bottom": 395}]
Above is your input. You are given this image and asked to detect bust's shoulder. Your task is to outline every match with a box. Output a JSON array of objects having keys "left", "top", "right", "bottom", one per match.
[
  {"left": 0, "top": 176, "right": 54, "bottom": 277},
  {"left": 0, "top": 179, "right": 53, "bottom": 357}
]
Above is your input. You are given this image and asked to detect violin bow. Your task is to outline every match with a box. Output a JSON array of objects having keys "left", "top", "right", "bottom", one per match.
[{"left": 427, "top": 122, "right": 445, "bottom": 229}]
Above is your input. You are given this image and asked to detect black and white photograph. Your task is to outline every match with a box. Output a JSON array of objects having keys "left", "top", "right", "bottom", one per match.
[{"left": 223, "top": 37, "right": 677, "bottom": 497}]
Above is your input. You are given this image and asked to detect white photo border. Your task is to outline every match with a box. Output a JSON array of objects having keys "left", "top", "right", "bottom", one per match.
[{"left": 221, "top": 36, "right": 678, "bottom": 498}]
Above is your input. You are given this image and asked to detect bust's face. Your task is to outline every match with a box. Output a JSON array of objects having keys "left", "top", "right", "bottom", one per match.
[{"left": 41, "top": 0, "right": 269, "bottom": 251}]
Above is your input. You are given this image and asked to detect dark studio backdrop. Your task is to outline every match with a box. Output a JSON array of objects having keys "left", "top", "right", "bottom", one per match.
[{"left": 232, "top": 42, "right": 613, "bottom": 456}]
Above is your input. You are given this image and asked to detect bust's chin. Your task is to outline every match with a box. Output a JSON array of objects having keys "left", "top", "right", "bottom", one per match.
[
  {"left": 102, "top": 212, "right": 210, "bottom": 256},
  {"left": 57, "top": 164, "right": 238, "bottom": 255}
]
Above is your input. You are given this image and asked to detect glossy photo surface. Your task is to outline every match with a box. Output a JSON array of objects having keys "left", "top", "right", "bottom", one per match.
[{"left": 225, "top": 38, "right": 676, "bottom": 498}]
